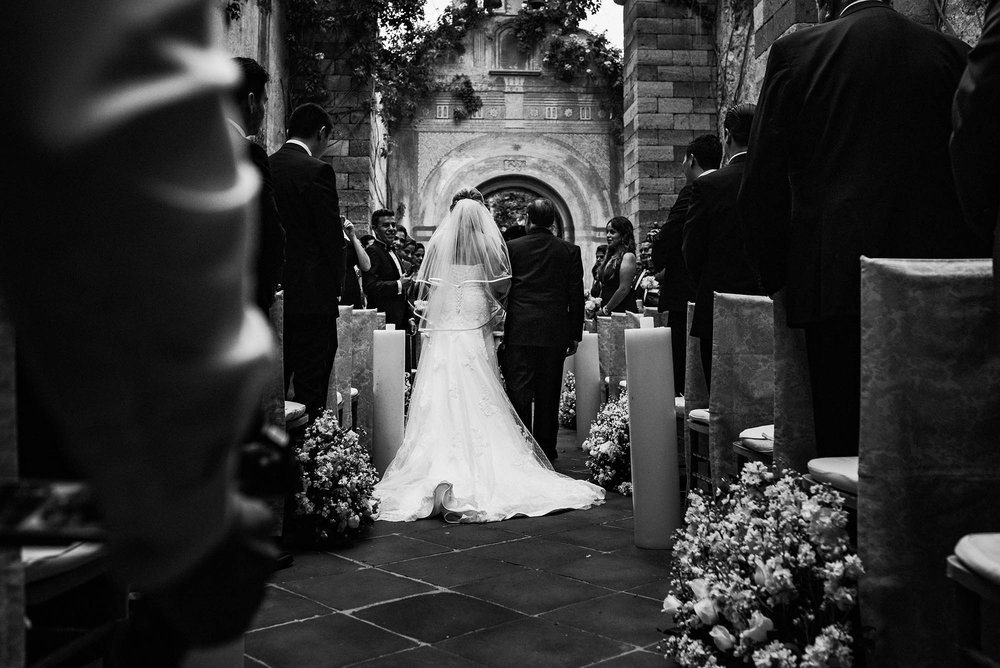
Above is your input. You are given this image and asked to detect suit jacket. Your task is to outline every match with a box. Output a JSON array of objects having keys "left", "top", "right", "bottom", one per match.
[
  {"left": 246, "top": 139, "right": 285, "bottom": 312},
  {"left": 652, "top": 183, "right": 697, "bottom": 312},
  {"left": 269, "top": 142, "right": 343, "bottom": 315},
  {"left": 952, "top": 0, "right": 1000, "bottom": 302},
  {"left": 363, "top": 240, "right": 408, "bottom": 329},
  {"left": 740, "top": 1, "right": 987, "bottom": 326},
  {"left": 503, "top": 226, "right": 585, "bottom": 348},
  {"left": 683, "top": 154, "right": 762, "bottom": 339}
]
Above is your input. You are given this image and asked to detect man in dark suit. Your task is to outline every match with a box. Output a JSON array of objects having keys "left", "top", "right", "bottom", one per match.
[
  {"left": 683, "top": 105, "right": 762, "bottom": 388},
  {"left": 229, "top": 57, "right": 284, "bottom": 313},
  {"left": 952, "top": 0, "right": 1000, "bottom": 307},
  {"left": 270, "top": 103, "right": 344, "bottom": 422},
  {"left": 739, "top": 0, "right": 987, "bottom": 457},
  {"left": 363, "top": 208, "right": 411, "bottom": 331},
  {"left": 502, "top": 199, "right": 585, "bottom": 462},
  {"left": 652, "top": 134, "right": 721, "bottom": 395}
]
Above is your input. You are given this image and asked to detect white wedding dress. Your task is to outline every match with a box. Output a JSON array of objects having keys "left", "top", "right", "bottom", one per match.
[{"left": 374, "top": 263, "right": 605, "bottom": 523}]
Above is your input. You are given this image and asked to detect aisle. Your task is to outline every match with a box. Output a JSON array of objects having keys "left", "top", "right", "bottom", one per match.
[{"left": 244, "top": 429, "right": 673, "bottom": 667}]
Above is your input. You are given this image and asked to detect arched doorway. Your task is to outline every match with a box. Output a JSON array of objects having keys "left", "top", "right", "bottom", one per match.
[{"left": 477, "top": 175, "right": 575, "bottom": 242}]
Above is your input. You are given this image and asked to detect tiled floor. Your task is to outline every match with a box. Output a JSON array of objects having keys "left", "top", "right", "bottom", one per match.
[{"left": 245, "top": 430, "right": 675, "bottom": 667}]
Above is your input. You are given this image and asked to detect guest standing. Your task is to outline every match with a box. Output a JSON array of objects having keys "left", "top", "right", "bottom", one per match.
[
  {"left": 270, "top": 103, "right": 344, "bottom": 422},
  {"left": 502, "top": 198, "right": 586, "bottom": 462},
  {"left": 684, "top": 105, "right": 763, "bottom": 387},
  {"left": 633, "top": 241, "right": 659, "bottom": 308},
  {"left": 597, "top": 217, "right": 640, "bottom": 315},
  {"left": 952, "top": 0, "right": 1000, "bottom": 306},
  {"left": 364, "top": 208, "right": 411, "bottom": 331},
  {"left": 739, "top": 0, "right": 986, "bottom": 457},
  {"left": 590, "top": 244, "right": 608, "bottom": 298},
  {"left": 653, "top": 134, "right": 721, "bottom": 395}
]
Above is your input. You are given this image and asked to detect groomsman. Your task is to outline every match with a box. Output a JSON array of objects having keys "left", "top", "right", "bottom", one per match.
[
  {"left": 502, "top": 199, "right": 585, "bottom": 462},
  {"left": 652, "top": 134, "right": 721, "bottom": 395},
  {"left": 270, "top": 103, "right": 344, "bottom": 422},
  {"left": 683, "top": 104, "right": 763, "bottom": 388},
  {"left": 363, "top": 208, "right": 411, "bottom": 332},
  {"left": 739, "top": 0, "right": 986, "bottom": 457}
]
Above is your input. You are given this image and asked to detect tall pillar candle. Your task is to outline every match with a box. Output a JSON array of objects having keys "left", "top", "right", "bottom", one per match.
[
  {"left": 373, "top": 327, "right": 406, "bottom": 475},
  {"left": 575, "top": 332, "right": 601, "bottom": 450},
  {"left": 625, "top": 327, "right": 680, "bottom": 549}
]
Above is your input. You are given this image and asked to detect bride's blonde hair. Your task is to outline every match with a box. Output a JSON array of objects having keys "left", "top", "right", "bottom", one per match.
[{"left": 450, "top": 187, "right": 487, "bottom": 210}]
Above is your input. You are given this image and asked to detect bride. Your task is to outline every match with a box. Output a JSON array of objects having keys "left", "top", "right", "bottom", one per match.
[{"left": 374, "top": 189, "right": 605, "bottom": 523}]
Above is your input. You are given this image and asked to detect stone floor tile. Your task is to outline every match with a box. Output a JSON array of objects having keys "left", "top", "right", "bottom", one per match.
[
  {"left": 436, "top": 617, "right": 633, "bottom": 668},
  {"left": 270, "top": 550, "right": 362, "bottom": 584},
  {"left": 500, "top": 508, "right": 604, "bottom": 536},
  {"left": 331, "top": 534, "right": 451, "bottom": 566},
  {"left": 467, "top": 536, "right": 595, "bottom": 570},
  {"left": 353, "top": 592, "right": 524, "bottom": 643},
  {"left": 381, "top": 550, "right": 529, "bottom": 587},
  {"left": 627, "top": 578, "right": 672, "bottom": 602},
  {"left": 408, "top": 522, "right": 524, "bottom": 550},
  {"left": 541, "top": 552, "right": 669, "bottom": 590},
  {"left": 283, "top": 567, "right": 435, "bottom": 610},
  {"left": 609, "top": 544, "right": 673, "bottom": 569},
  {"left": 589, "top": 649, "right": 672, "bottom": 666},
  {"left": 245, "top": 613, "right": 415, "bottom": 668},
  {"left": 455, "top": 568, "right": 607, "bottom": 614},
  {"left": 248, "top": 585, "right": 332, "bottom": 631},
  {"left": 545, "top": 524, "right": 637, "bottom": 552},
  {"left": 348, "top": 645, "right": 484, "bottom": 667},
  {"left": 541, "top": 592, "right": 666, "bottom": 646},
  {"left": 601, "top": 517, "right": 635, "bottom": 531}
]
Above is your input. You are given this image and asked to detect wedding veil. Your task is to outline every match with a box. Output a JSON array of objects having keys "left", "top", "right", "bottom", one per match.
[{"left": 412, "top": 197, "right": 512, "bottom": 331}]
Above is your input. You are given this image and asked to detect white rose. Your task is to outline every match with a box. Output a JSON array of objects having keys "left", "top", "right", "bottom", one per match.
[
  {"left": 689, "top": 578, "right": 710, "bottom": 600},
  {"left": 740, "top": 611, "right": 774, "bottom": 643},
  {"left": 661, "top": 594, "right": 682, "bottom": 615},
  {"left": 693, "top": 597, "right": 718, "bottom": 626},
  {"left": 709, "top": 625, "right": 736, "bottom": 651}
]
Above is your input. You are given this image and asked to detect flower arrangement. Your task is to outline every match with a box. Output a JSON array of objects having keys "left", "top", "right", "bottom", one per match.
[
  {"left": 558, "top": 371, "right": 577, "bottom": 429},
  {"left": 404, "top": 371, "right": 413, "bottom": 415},
  {"left": 661, "top": 462, "right": 863, "bottom": 667},
  {"left": 585, "top": 296, "right": 602, "bottom": 319},
  {"left": 640, "top": 275, "right": 658, "bottom": 291},
  {"left": 295, "top": 410, "right": 380, "bottom": 541},
  {"left": 584, "top": 392, "right": 632, "bottom": 496}
]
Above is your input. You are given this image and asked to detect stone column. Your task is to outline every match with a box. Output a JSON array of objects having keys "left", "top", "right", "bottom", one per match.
[{"left": 620, "top": 0, "right": 718, "bottom": 236}]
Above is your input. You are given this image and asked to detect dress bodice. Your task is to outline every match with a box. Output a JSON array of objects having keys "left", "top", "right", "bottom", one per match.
[{"left": 428, "top": 265, "right": 493, "bottom": 330}]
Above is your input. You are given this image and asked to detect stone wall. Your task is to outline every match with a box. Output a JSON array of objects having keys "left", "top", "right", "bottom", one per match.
[{"left": 620, "top": 0, "right": 718, "bottom": 236}]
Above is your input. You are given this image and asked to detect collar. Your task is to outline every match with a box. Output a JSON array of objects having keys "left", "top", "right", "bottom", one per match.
[
  {"left": 727, "top": 151, "right": 748, "bottom": 164},
  {"left": 840, "top": 0, "right": 888, "bottom": 17},
  {"left": 285, "top": 139, "right": 312, "bottom": 156},
  {"left": 226, "top": 118, "right": 252, "bottom": 139},
  {"left": 697, "top": 168, "right": 717, "bottom": 179},
  {"left": 374, "top": 238, "right": 394, "bottom": 252},
  {"left": 527, "top": 226, "right": 554, "bottom": 236}
]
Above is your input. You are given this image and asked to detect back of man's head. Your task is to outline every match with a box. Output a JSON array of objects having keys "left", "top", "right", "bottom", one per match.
[
  {"left": 526, "top": 199, "right": 556, "bottom": 228},
  {"left": 232, "top": 57, "right": 268, "bottom": 105},
  {"left": 686, "top": 134, "right": 723, "bottom": 171},
  {"left": 287, "top": 103, "right": 332, "bottom": 140},
  {"left": 724, "top": 103, "right": 756, "bottom": 148}
]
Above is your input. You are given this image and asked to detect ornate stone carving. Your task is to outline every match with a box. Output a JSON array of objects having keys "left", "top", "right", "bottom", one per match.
[{"left": 503, "top": 159, "right": 527, "bottom": 170}]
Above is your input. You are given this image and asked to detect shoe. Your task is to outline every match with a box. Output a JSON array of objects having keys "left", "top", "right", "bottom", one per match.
[{"left": 274, "top": 551, "right": 294, "bottom": 571}]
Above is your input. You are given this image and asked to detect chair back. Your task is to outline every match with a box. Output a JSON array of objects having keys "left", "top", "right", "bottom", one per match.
[
  {"left": 708, "top": 293, "right": 774, "bottom": 485},
  {"left": 771, "top": 289, "right": 816, "bottom": 473},
  {"left": 859, "top": 257, "right": 1000, "bottom": 667},
  {"left": 350, "top": 309, "right": 379, "bottom": 452},
  {"left": 683, "top": 302, "right": 708, "bottom": 414},
  {"left": 597, "top": 313, "right": 635, "bottom": 401}
]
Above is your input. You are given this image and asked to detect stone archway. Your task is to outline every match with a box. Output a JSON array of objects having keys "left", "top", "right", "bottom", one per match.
[{"left": 477, "top": 175, "right": 574, "bottom": 241}]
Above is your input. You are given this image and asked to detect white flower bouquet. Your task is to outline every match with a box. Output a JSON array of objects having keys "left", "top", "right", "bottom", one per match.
[
  {"left": 583, "top": 392, "right": 632, "bottom": 496},
  {"left": 404, "top": 371, "right": 413, "bottom": 416},
  {"left": 558, "top": 371, "right": 576, "bottom": 429},
  {"left": 640, "top": 275, "right": 658, "bottom": 291},
  {"left": 584, "top": 296, "right": 602, "bottom": 318},
  {"left": 661, "top": 462, "right": 863, "bottom": 667},
  {"left": 295, "top": 410, "right": 380, "bottom": 541}
]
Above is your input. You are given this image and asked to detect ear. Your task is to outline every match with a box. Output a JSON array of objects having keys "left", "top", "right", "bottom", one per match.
[
  {"left": 247, "top": 91, "right": 256, "bottom": 111},
  {"left": 689, "top": 154, "right": 700, "bottom": 170}
]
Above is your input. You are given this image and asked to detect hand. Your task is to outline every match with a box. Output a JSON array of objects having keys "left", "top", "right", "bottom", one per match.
[
  {"left": 342, "top": 217, "right": 355, "bottom": 238},
  {"left": 566, "top": 341, "right": 578, "bottom": 357},
  {"left": 400, "top": 275, "right": 413, "bottom": 290}
]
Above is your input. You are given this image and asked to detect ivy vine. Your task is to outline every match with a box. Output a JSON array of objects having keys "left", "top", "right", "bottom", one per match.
[{"left": 449, "top": 75, "right": 484, "bottom": 121}]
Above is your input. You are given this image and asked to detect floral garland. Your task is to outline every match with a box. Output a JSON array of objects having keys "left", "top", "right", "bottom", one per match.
[
  {"left": 404, "top": 371, "right": 413, "bottom": 415},
  {"left": 661, "top": 463, "right": 864, "bottom": 667},
  {"left": 558, "top": 371, "right": 577, "bottom": 429},
  {"left": 295, "top": 410, "right": 380, "bottom": 541},
  {"left": 584, "top": 392, "right": 632, "bottom": 496}
]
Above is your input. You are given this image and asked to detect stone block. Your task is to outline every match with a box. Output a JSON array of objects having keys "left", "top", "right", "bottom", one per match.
[
  {"left": 692, "top": 97, "right": 717, "bottom": 114},
  {"left": 638, "top": 178, "right": 672, "bottom": 193},
  {"left": 325, "top": 140, "right": 350, "bottom": 156},
  {"left": 658, "top": 161, "right": 684, "bottom": 177},
  {"left": 348, "top": 172, "right": 368, "bottom": 190},
  {"left": 349, "top": 139, "right": 371, "bottom": 157},
  {"left": 637, "top": 81, "right": 675, "bottom": 97},
  {"left": 636, "top": 1, "right": 661, "bottom": 18},
  {"left": 692, "top": 66, "right": 714, "bottom": 81},
  {"left": 638, "top": 98, "right": 659, "bottom": 113},
  {"left": 658, "top": 1, "right": 696, "bottom": 18},
  {"left": 658, "top": 97, "right": 694, "bottom": 113},
  {"left": 638, "top": 49, "right": 680, "bottom": 65},
  {"left": 638, "top": 193, "right": 662, "bottom": 209},
  {"left": 672, "top": 18, "right": 698, "bottom": 33},
  {"left": 637, "top": 209, "right": 668, "bottom": 225},
  {"left": 638, "top": 145, "right": 675, "bottom": 161},
  {"left": 338, "top": 189, "right": 368, "bottom": 206},
  {"left": 336, "top": 172, "right": 349, "bottom": 190},
  {"left": 637, "top": 64, "right": 658, "bottom": 80},
  {"left": 638, "top": 129, "right": 660, "bottom": 145},
  {"left": 639, "top": 161, "right": 661, "bottom": 178},
  {"left": 634, "top": 18, "right": 675, "bottom": 34},
  {"left": 656, "top": 65, "right": 695, "bottom": 81},
  {"left": 327, "top": 156, "right": 369, "bottom": 173},
  {"left": 638, "top": 33, "right": 658, "bottom": 48},
  {"left": 640, "top": 113, "right": 676, "bottom": 129},
  {"left": 659, "top": 128, "right": 700, "bottom": 144}
]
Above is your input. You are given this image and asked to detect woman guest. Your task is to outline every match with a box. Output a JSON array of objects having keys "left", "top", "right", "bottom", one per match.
[{"left": 597, "top": 217, "right": 640, "bottom": 314}]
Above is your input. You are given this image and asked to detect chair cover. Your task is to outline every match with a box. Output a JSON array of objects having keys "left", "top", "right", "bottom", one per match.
[
  {"left": 771, "top": 289, "right": 817, "bottom": 473},
  {"left": 263, "top": 291, "right": 285, "bottom": 429},
  {"left": 597, "top": 313, "right": 635, "bottom": 401},
  {"left": 859, "top": 257, "right": 1000, "bottom": 668},
  {"left": 330, "top": 306, "right": 354, "bottom": 425},
  {"left": 708, "top": 293, "right": 774, "bottom": 486},
  {"left": 351, "top": 309, "right": 378, "bottom": 452},
  {"left": 683, "top": 302, "right": 708, "bottom": 414}
]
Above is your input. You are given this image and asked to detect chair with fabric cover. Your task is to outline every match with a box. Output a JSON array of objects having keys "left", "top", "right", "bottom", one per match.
[
  {"left": 806, "top": 456, "right": 858, "bottom": 509},
  {"left": 683, "top": 302, "right": 711, "bottom": 495},
  {"left": 733, "top": 423, "right": 774, "bottom": 469},
  {"left": 858, "top": 257, "right": 1000, "bottom": 667},
  {"left": 596, "top": 313, "right": 635, "bottom": 402},
  {"left": 947, "top": 533, "right": 1000, "bottom": 667},
  {"left": 708, "top": 293, "right": 774, "bottom": 487},
  {"left": 771, "top": 289, "right": 817, "bottom": 473}
]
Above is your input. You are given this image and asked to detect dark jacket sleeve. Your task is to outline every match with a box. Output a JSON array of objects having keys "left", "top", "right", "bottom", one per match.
[
  {"left": 362, "top": 247, "right": 402, "bottom": 300},
  {"left": 249, "top": 141, "right": 284, "bottom": 310},
  {"left": 306, "top": 163, "right": 344, "bottom": 298},
  {"left": 652, "top": 185, "right": 691, "bottom": 273},
  {"left": 682, "top": 178, "right": 711, "bottom": 284},
  {"left": 567, "top": 244, "right": 585, "bottom": 342},
  {"left": 738, "top": 39, "right": 795, "bottom": 295},
  {"left": 951, "top": 0, "right": 1000, "bottom": 245}
]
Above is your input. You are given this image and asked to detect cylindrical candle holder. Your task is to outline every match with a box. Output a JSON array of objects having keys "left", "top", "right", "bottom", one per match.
[
  {"left": 373, "top": 328, "right": 405, "bottom": 474},
  {"left": 575, "top": 332, "right": 601, "bottom": 450},
  {"left": 625, "top": 327, "right": 680, "bottom": 549}
]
